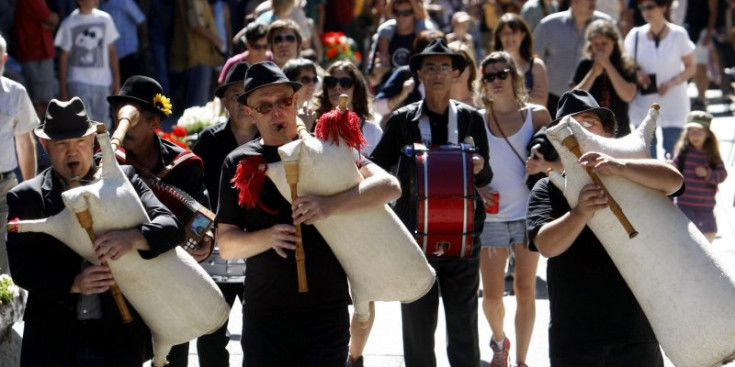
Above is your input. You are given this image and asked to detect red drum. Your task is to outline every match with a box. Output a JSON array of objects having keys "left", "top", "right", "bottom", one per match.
[{"left": 403, "top": 143, "right": 476, "bottom": 258}]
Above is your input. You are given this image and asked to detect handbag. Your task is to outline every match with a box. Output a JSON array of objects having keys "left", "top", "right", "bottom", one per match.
[{"left": 634, "top": 28, "right": 659, "bottom": 95}]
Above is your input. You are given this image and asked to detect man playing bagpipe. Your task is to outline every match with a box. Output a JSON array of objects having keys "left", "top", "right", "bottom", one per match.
[
  {"left": 6, "top": 97, "right": 183, "bottom": 367},
  {"left": 216, "top": 61, "right": 401, "bottom": 367}
]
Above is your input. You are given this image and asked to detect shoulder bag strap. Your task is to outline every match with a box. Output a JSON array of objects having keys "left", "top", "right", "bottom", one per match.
[{"left": 488, "top": 103, "right": 527, "bottom": 165}]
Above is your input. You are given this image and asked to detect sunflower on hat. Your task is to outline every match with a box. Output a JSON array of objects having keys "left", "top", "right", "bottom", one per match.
[{"left": 153, "top": 93, "right": 172, "bottom": 116}]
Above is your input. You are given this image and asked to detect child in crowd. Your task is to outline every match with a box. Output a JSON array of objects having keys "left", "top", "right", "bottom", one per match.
[
  {"left": 54, "top": 0, "right": 120, "bottom": 127},
  {"left": 673, "top": 111, "right": 728, "bottom": 243}
]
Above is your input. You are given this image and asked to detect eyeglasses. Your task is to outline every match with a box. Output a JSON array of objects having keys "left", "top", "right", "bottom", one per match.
[
  {"left": 324, "top": 76, "right": 354, "bottom": 89},
  {"left": 394, "top": 9, "right": 413, "bottom": 17},
  {"left": 482, "top": 69, "right": 510, "bottom": 83},
  {"left": 421, "top": 64, "right": 453, "bottom": 74},
  {"left": 273, "top": 34, "right": 297, "bottom": 44},
  {"left": 248, "top": 96, "right": 294, "bottom": 114},
  {"left": 299, "top": 76, "right": 319, "bottom": 85},
  {"left": 638, "top": 3, "right": 657, "bottom": 11},
  {"left": 251, "top": 43, "right": 269, "bottom": 50}
]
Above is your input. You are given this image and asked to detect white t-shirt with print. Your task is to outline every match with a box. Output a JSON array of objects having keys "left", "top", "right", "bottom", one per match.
[{"left": 54, "top": 8, "right": 120, "bottom": 87}]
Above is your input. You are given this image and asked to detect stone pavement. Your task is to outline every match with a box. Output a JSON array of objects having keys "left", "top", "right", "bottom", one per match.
[{"left": 171, "top": 88, "right": 735, "bottom": 366}]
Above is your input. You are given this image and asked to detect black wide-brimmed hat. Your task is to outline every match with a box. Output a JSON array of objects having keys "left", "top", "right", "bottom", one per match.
[
  {"left": 236, "top": 61, "right": 302, "bottom": 105},
  {"left": 215, "top": 62, "right": 251, "bottom": 98},
  {"left": 553, "top": 89, "right": 617, "bottom": 133},
  {"left": 35, "top": 97, "right": 99, "bottom": 140},
  {"left": 409, "top": 39, "right": 467, "bottom": 74},
  {"left": 107, "top": 75, "right": 171, "bottom": 120}
]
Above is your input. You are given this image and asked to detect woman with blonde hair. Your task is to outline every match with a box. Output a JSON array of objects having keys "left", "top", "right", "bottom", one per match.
[
  {"left": 493, "top": 13, "right": 548, "bottom": 106},
  {"left": 572, "top": 19, "right": 637, "bottom": 137},
  {"left": 449, "top": 41, "right": 478, "bottom": 107},
  {"left": 477, "top": 51, "right": 553, "bottom": 367}
]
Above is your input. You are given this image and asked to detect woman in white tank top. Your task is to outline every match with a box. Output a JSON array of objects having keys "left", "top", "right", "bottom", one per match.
[{"left": 477, "top": 51, "right": 554, "bottom": 367}]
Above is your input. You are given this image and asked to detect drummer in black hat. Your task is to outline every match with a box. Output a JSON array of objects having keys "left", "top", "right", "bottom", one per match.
[
  {"left": 370, "top": 38, "right": 493, "bottom": 367},
  {"left": 216, "top": 61, "right": 400, "bottom": 367},
  {"left": 526, "top": 89, "right": 684, "bottom": 366},
  {"left": 7, "top": 97, "right": 182, "bottom": 367}
]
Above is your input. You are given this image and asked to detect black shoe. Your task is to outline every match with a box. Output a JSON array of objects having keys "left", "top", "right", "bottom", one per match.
[{"left": 347, "top": 355, "right": 364, "bottom": 367}]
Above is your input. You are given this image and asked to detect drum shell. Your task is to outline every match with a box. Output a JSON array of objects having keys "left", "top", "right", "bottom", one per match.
[{"left": 200, "top": 247, "right": 246, "bottom": 283}]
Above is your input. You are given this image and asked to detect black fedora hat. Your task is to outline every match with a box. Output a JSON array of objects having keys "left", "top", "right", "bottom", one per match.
[
  {"left": 237, "top": 61, "right": 302, "bottom": 105},
  {"left": 409, "top": 39, "right": 467, "bottom": 74},
  {"left": 553, "top": 89, "right": 617, "bottom": 133},
  {"left": 107, "top": 75, "right": 171, "bottom": 120},
  {"left": 35, "top": 97, "right": 99, "bottom": 140},
  {"left": 215, "top": 62, "right": 251, "bottom": 98}
]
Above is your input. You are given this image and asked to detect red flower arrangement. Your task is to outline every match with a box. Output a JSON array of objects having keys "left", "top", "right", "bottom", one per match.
[
  {"left": 155, "top": 127, "right": 189, "bottom": 149},
  {"left": 321, "top": 31, "right": 362, "bottom": 66}
]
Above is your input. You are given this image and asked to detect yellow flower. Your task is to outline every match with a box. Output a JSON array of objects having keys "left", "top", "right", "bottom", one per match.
[{"left": 153, "top": 93, "right": 172, "bottom": 116}]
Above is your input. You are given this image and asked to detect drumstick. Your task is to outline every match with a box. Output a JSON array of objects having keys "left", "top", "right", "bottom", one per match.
[
  {"left": 69, "top": 126, "right": 134, "bottom": 323},
  {"left": 560, "top": 131, "right": 639, "bottom": 239}
]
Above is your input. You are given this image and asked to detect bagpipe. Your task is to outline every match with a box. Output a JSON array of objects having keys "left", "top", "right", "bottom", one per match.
[
  {"left": 244, "top": 96, "right": 436, "bottom": 322},
  {"left": 545, "top": 105, "right": 735, "bottom": 367},
  {"left": 8, "top": 113, "right": 229, "bottom": 367}
]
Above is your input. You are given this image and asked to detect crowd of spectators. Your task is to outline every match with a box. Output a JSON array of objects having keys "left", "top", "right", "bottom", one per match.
[{"left": 2, "top": 0, "right": 734, "bottom": 367}]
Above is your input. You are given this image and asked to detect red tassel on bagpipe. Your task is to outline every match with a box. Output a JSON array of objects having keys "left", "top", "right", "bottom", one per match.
[
  {"left": 231, "top": 155, "right": 267, "bottom": 208},
  {"left": 315, "top": 109, "right": 367, "bottom": 154}
]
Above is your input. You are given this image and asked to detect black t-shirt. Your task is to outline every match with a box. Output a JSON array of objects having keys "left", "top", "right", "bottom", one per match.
[
  {"left": 571, "top": 59, "right": 636, "bottom": 137},
  {"left": 424, "top": 106, "right": 449, "bottom": 145},
  {"left": 389, "top": 33, "right": 416, "bottom": 68},
  {"left": 217, "top": 140, "right": 351, "bottom": 316},
  {"left": 526, "top": 178, "right": 657, "bottom": 356},
  {"left": 192, "top": 120, "right": 259, "bottom": 209}
]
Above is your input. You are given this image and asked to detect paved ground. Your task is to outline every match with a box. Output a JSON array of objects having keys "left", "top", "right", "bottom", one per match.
[{"left": 163, "top": 86, "right": 735, "bottom": 366}]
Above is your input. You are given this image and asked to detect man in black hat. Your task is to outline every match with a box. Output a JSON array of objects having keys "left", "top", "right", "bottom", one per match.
[
  {"left": 191, "top": 62, "right": 257, "bottom": 367},
  {"left": 526, "top": 89, "right": 683, "bottom": 366},
  {"left": 108, "top": 75, "right": 211, "bottom": 367},
  {"left": 107, "top": 75, "right": 211, "bottom": 259},
  {"left": 6, "top": 97, "right": 183, "bottom": 367},
  {"left": 216, "top": 61, "right": 401, "bottom": 367},
  {"left": 370, "top": 38, "right": 493, "bottom": 367}
]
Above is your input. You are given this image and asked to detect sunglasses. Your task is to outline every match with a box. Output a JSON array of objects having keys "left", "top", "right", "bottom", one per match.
[
  {"left": 273, "top": 34, "right": 297, "bottom": 44},
  {"left": 251, "top": 43, "right": 269, "bottom": 50},
  {"left": 248, "top": 96, "right": 294, "bottom": 114},
  {"left": 394, "top": 9, "right": 414, "bottom": 17},
  {"left": 482, "top": 69, "right": 510, "bottom": 83},
  {"left": 638, "top": 3, "right": 657, "bottom": 11},
  {"left": 299, "top": 76, "right": 319, "bottom": 85},
  {"left": 324, "top": 76, "right": 354, "bottom": 89}
]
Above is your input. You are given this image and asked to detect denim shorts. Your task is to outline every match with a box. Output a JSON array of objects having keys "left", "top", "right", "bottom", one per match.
[
  {"left": 679, "top": 206, "right": 717, "bottom": 234},
  {"left": 480, "top": 219, "right": 527, "bottom": 248}
]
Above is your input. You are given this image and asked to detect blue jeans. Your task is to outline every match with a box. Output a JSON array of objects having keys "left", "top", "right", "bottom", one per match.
[
  {"left": 650, "top": 127, "right": 683, "bottom": 159},
  {"left": 67, "top": 82, "right": 110, "bottom": 129}
]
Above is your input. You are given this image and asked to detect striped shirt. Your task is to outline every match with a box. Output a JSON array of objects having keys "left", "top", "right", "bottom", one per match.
[{"left": 674, "top": 148, "right": 727, "bottom": 210}]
